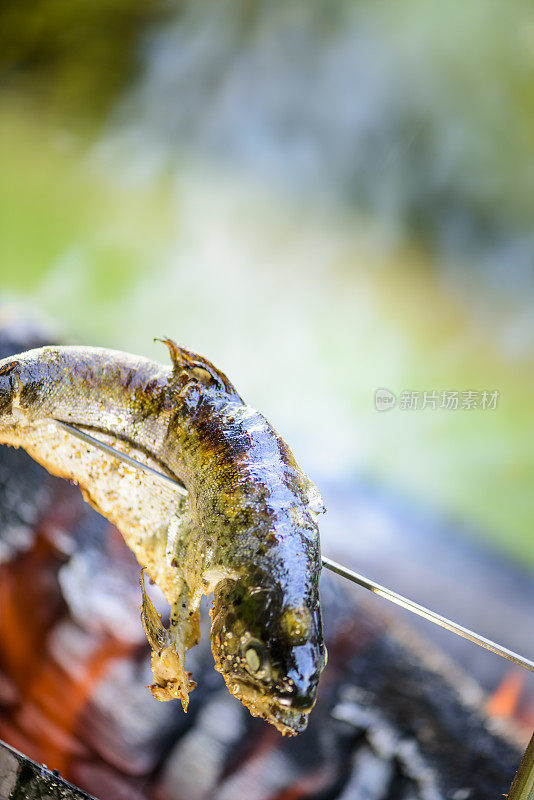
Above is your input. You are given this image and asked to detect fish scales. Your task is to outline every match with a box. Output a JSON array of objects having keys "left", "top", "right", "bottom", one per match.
[{"left": 0, "top": 339, "right": 326, "bottom": 734}]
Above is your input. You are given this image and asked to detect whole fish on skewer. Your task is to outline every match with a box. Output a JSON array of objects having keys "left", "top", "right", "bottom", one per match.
[{"left": 0, "top": 340, "right": 326, "bottom": 735}]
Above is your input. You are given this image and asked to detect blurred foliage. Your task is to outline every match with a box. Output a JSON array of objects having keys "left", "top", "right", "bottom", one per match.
[
  {"left": 0, "top": 102, "right": 173, "bottom": 318},
  {"left": 107, "top": 0, "right": 534, "bottom": 288},
  {"left": 0, "top": 0, "right": 165, "bottom": 124}
]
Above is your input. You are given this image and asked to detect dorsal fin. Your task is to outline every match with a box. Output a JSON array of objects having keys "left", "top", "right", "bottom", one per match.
[
  {"left": 156, "top": 338, "right": 242, "bottom": 401},
  {"left": 156, "top": 337, "right": 190, "bottom": 373}
]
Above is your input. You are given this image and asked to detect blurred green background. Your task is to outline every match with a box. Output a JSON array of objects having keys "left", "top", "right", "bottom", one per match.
[{"left": 1, "top": 0, "right": 533, "bottom": 566}]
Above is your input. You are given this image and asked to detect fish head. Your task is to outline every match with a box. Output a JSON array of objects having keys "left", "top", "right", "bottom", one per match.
[{"left": 210, "top": 569, "right": 326, "bottom": 735}]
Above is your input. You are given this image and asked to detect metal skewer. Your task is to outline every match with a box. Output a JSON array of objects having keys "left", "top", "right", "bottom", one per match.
[
  {"left": 55, "top": 420, "right": 188, "bottom": 496},
  {"left": 321, "top": 556, "right": 534, "bottom": 673},
  {"left": 55, "top": 419, "right": 534, "bottom": 675}
]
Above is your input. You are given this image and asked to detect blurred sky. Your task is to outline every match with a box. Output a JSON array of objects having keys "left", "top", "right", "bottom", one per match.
[{"left": 1, "top": 0, "right": 534, "bottom": 567}]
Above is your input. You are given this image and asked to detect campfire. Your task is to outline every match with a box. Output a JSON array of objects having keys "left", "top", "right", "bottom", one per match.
[{"left": 0, "top": 325, "right": 526, "bottom": 800}]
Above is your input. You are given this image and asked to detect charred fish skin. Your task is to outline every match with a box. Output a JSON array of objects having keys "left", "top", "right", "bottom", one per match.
[{"left": 0, "top": 340, "right": 327, "bottom": 734}]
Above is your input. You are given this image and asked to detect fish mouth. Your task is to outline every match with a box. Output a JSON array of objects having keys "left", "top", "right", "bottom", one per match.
[
  {"left": 225, "top": 677, "right": 313, "bottom": 736},
  {"left": 261, "top": 700, "right": 311, "bottom": 736}
]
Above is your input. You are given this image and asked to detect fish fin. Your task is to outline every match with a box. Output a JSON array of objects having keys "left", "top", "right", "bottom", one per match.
[
  {"left": 156, "top": 337, "right": 189, "bottom": 373},
  {"left": 148, "top": 647, "right": 197, "bottom": 710},
  {"left": 139, "top": 568, "right": 171, "bottom": 650},
  {"left": 140, "top": 569, "right": 199, "bottom": 711},
  {"left": 156, "top": 337, "right": 242, "bottom": 401}
]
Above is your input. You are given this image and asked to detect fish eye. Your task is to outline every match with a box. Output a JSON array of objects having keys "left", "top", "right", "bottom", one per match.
[{"left": 243, "top": 639, "right": 268, "bottom": 676}]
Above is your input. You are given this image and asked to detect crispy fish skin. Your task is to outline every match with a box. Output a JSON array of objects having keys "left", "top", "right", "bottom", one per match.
[{"left": 0, "top": 340, "right": 326, "bottom": 734}]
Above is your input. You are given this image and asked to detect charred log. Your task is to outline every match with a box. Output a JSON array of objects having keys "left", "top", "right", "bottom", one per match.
[{"left": 0, "top": 739, "right": 95, "bottom": 800}]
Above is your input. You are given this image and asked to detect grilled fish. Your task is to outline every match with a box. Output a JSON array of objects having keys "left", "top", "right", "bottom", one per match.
[{"left": 0, "top": 340, "right": 326, "bottom": 734}]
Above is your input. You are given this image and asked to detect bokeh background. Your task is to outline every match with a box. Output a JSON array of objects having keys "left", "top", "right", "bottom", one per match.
[{"left": 1, "top": 0, "right": 533, "bottom": 726}]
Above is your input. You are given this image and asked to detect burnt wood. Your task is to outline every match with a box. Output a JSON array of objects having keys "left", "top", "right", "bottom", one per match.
[{"left": 0, "top": 740, "right": 95, "bottom": 800}]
